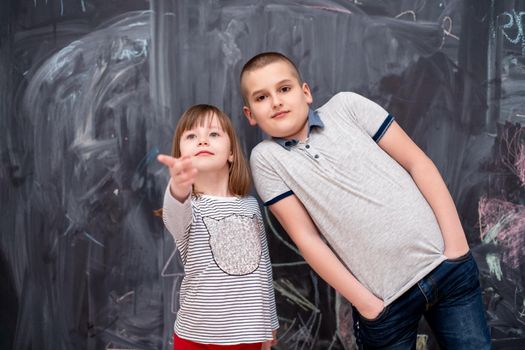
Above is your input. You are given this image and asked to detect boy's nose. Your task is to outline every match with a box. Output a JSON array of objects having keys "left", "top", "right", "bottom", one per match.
[{"left": 272, "top": 95, "right": 283, "bottom": 108}]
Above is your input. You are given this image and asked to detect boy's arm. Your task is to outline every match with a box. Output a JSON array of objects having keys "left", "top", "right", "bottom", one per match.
[
  {"left": 269, "top": 194, "right": 384, "bottom": 319},
  {"left": 377, "top": 121, "right": 469, "bottom": 258}
]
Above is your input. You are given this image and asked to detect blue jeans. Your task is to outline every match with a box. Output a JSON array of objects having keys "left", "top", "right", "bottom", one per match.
[{"left": 353, "top": 251, "right": 491, "bottom": 349}]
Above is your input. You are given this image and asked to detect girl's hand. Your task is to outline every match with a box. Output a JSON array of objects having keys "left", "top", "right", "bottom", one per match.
[
  {"left": 261, "top": 330, "right": 278, "bottom": 350},
  {"left": 157, "top": 154, "right": 198, "bottom": 202}
]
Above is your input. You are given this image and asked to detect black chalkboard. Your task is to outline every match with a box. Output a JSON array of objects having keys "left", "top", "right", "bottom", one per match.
[{"left": 1, "top": 0, "right": 524, "bottom": 349}]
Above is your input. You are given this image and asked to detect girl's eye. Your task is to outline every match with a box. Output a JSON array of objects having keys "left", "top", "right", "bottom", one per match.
[
  {"left": 210, "top": 132, "right": 220, "bottom": 137},
  {"left": 185, "top": 133, "right": 196, "bottom": 140}
]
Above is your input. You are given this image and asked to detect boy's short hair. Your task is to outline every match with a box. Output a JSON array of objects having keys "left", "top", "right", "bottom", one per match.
[{"left": 240, "top": 52, "right": 303, "bottom": 102}]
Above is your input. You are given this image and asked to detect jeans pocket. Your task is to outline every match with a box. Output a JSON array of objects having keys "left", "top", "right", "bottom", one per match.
[
  {"left": 359, "top": 305, "right": 389, "bottom": 324},
  {"left": 439, "top": 251, "right": 481, "bottom": 297},
  {"left": 444, "top": 250, "right": 472, "bottom": 264}
]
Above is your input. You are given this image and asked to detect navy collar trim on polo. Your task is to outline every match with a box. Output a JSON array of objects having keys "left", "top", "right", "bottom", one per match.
[{"left": 273, "top": 109, "right": 324, "bottom": 150}]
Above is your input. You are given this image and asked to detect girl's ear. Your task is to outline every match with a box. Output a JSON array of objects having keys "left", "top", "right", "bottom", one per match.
[{"left": 228, "top": 153, "right": 234, "bottom": 163}]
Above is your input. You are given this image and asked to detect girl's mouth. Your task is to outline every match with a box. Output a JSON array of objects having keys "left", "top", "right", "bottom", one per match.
[{"left": 195, "top": 151, "right": 214, "bottom": 156}]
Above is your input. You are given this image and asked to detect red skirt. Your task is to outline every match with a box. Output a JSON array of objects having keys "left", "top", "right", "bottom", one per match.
[{"left": 174, "top": 334, "right": 263, "bottom": 350}]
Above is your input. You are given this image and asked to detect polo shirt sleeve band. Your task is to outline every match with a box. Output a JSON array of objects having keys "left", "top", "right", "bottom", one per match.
[{"left": 372, "top": 114, "right": 395, "bottom": 142}]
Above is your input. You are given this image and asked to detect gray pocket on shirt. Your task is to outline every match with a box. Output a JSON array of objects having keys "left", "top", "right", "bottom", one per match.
[{"left": 203, "top": 214, "right": 262, "bottom": 275}]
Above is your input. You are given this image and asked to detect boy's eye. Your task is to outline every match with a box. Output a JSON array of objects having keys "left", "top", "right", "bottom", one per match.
[
  {"left": 255, "top": 95, "right": 266, "bottom": 102},
  {"left": 280, "top": 86, "right": 291, "bottom": 93}
]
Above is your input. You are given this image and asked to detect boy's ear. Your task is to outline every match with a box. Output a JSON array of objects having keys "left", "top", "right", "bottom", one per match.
[
  {"left": 243, "top": 106, "right": 257, "bottom": 126},
  {"left": 302, "top": 82, "right": 313, "bottom": 105}
]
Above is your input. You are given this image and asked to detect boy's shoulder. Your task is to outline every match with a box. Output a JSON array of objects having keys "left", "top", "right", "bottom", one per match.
[
  {"left": 329, "top": 91, "right": 358, "bottom": 100},
  {"left": 250, "top": 139, "right": 281, "bottom": 158},
  {"left": 319, "top": 91, "right": 361, "bottom": 110}
]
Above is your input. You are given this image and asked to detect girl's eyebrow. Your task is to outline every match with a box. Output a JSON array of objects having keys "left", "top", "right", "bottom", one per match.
[{"left": 190, "top": 124, "right": 223, "bottom": 132}]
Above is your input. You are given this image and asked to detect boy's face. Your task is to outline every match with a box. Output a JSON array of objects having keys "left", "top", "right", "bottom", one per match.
[{"left": 242, "top": 61, "right": 313, "bottom": 140}]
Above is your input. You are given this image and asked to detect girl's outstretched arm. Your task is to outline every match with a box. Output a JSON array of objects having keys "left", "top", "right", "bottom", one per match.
[
  {"left": 157, "top": 154, "right": 197, "bottom": 202},
  {"left": 158, "top": 154, "right": 197, "bottom": 242}
]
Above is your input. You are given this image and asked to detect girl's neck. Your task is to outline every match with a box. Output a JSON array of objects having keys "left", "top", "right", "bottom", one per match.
[{"left": 194, "top": 168, "right": 232, "bottom": 197}]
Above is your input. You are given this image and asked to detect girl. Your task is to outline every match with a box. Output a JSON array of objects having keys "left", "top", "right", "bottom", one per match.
[{"left": 157, "top": 104, "right": 278, "bottom": 350}]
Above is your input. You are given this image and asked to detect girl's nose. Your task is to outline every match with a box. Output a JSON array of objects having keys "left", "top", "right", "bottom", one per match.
[{"left": 198, "top": 136, "right": 209, "bottom": 146}]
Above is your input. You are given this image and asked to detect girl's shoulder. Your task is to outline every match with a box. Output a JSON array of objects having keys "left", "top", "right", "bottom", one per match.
[
  {"left": 239, "top": 194, "right": 256, "bottom": 202},
  {"left": 191, "top": 194, "right": 262, "bottom": 214},
  {"left": 238, "top": 195, "right": 263, "bottom": 209},
  {"left": 191, "top": 194, "right": 257, "bottom": 207},
  {"left": 194, "top": 194, "right": 257, "bottom": 201},
  {"left": 194, "top": 194, "right": 242, "bottom": 202}
]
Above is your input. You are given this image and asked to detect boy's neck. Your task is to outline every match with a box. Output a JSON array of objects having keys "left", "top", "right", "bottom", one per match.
[
  {"left": 273, "top": 109, "right": 324, "bottom": 147},
  {"left": 277, "top": 118, "right": 309, "bottom": 142},
  {"left": 292, "top": 121, "right": 309, "bottom": 142}
]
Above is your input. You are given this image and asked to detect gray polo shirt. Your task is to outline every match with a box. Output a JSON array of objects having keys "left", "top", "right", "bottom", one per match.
[{"left": 250, "top": 92, "right": 446, "bottom": 306}]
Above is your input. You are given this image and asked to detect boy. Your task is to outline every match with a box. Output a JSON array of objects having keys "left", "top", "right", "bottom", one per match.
[{"left": 240, "top": 52, "right": 491, "bottom": 349}]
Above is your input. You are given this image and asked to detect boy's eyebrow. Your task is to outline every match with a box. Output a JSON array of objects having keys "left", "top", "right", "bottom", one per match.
[{"left": 250, "top": 79, "right": 294, "bottom": 97}]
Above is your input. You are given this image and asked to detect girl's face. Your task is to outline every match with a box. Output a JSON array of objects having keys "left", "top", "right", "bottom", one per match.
[{"left": 179, "top": 113, "right": 233, "bottom": 173}]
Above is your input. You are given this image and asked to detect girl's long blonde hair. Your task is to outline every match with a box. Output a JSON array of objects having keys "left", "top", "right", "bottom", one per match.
[{"left": 171, "top": 104, "right": 251, "bottom": 197}]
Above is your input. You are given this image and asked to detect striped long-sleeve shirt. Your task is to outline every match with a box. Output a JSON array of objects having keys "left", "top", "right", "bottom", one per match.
[{"left": 162, "top": 185, "right": 279, "bottom": 345}]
